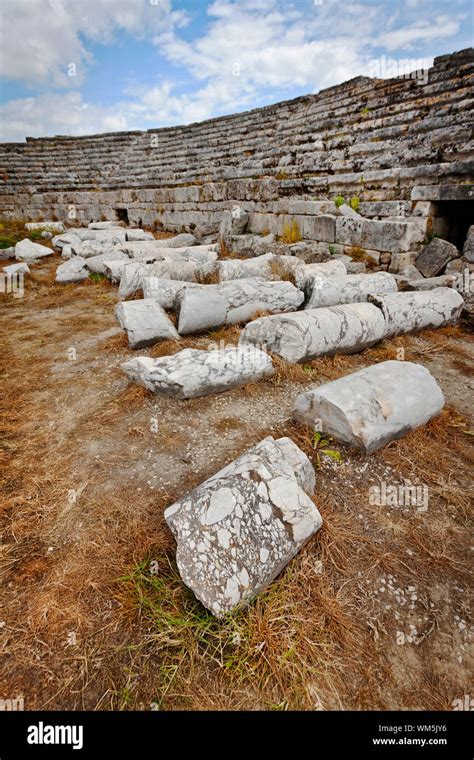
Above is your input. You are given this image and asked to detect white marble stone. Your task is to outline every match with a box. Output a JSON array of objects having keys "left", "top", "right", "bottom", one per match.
[
  {"left": 142, "top": 277, "right": 195, "bottom": 309},
  {"left": 294, "top": 259, "right": 347, "bottom": 289},
  {"left": 369, "top": 288, "right": 464, "bottom": 338},
  {"left": 55, "top": 256, "right": 88, "bottom": 283},
  {"left": 85, "top": 251, "right": 129, "bottom": 275},
  {"left": 115, "top": 298, "right": 179, "bottom": 348},
  {"left": 122, "top": 346, "right": 274, "bottom": 399},
  {"left": 293, "top": 360, "right": 445, "bottom": 453},
  {"left": 177, "top": 278, "right": 304, "bottom": 334},
  {"left": 239, "top": 302, "right": 386, "bottom": 362},
  {"left": 15, "top": 239, "right": 53, "bottom": 261},
  {"left": 305, "top": 272, "right": 397, "bottom": 309},
  {"left": 164, "top": 436, "right": 322, "bottom": 616},
  {"left": 26, "top": 221, "right": 65, "bottom": 231}
]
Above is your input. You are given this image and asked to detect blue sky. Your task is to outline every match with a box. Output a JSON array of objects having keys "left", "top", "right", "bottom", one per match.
[{"left": 0, "top": 0, "right": 472, "bottom": 141}]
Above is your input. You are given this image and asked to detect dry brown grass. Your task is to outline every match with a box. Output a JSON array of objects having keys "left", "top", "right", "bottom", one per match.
[
  {"left": 0, "top": 259, "right": 472, "bottom": 711},
  {"left": 269, "top": 258, "right": 296, "bottom": 284}
]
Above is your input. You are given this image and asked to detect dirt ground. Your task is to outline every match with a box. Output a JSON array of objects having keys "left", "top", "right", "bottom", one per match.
[{"left": 1, "top": 252, "right": 472, "bottom": 711}]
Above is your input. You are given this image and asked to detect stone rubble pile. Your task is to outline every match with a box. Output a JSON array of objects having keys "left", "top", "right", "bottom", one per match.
[{"left": 21, "top": 219, "right": 466, "bottom": 616}]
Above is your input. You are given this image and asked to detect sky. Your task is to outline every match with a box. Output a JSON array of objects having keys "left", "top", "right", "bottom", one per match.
[{"left": 0, "top": 0, "right": 472, "bottom": 142}]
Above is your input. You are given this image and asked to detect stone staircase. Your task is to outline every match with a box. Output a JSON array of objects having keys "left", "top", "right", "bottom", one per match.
[{"left": 0, "top": 48, "right": 472, "bottom": 251}]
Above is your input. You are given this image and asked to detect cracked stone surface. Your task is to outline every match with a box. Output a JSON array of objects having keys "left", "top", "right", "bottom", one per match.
[
  {"left": 176, "top": 277, "right": 304, "bottom": 334},
  {"left": 142, "top": 277, "right": 197, "bottom": 309},
  {"left": 15, "top": 239, "right": 54, "bottom": 261},
  {"left": 115, "top": 298, "right": 179, "bottom": 349},
  {"left": 164, "top": 436, "right": 322, "bottom": 616},
  {"left": 305, "top": 271, "right": 397, "bottom": 309},
  {"left": 55, "top": 256, "right": 89, "bottom": 283},
  {"left": 369, "top": 288, "right": 464, "bottom": 338},
  {"left": 294, "top": 259, "right": 347, "bottom": 290},
  {"left": 415, "top": 238, "right": 460, "bottom": 277},
  {"left": 196, "top": 253, "right": 304, "bottom": 283},
  {"left": 239, "top": 302, "right": 386, "bottom": 362},
  {"left": 293, "top": 360, "right": 445, "bottom": 453},
  {"left": 122, "top": 346, "right": 274, "bottom": 399}
]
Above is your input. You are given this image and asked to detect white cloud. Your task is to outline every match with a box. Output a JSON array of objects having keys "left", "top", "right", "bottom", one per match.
[
  {"left": 0, "top": 0, "right": 468, "bottom": 141},
  {"left": 0, "top": 0, "right": 186, "bottom": 86}
]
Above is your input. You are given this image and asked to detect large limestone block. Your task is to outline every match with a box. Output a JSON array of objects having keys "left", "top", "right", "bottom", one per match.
[
  {"left": 335, "top": 217, "right": 424, "bottom": 253},
  {"left": 55, "top": 257, "right": 88, "bottom": 283},
  {"left": 118, "top": 242, "right": 217, "bottom": 262},
  {"left": 293, "top": 361, "right": 444, "bottom": 453},
  {"left": 88, "top": 221, "right": 122, "bottom": 230},
  {"left": 118, "top": 262, "right": 153, "bottom": 298},
  {"left": 196, "top": 253, "right": 304, "bottom": 283},
  {"left": 415, "top": 238, "right": 460, "bottom": 277},
  {"left": 153, "top": 233, "right": 196, "bottom": 248},
  {"left": 122, "top": 346, "right": 274, "bottom": 399},
  {"left": 125, "top": 229, "right": 155, "bottom": 241},
  {"left": 26, "top": 221, "right": 65, "bottom": 231},
  {"left": 294, "top": 259, "right": 347, "bottom": 289},
  {"left": 119, "top": 259, "right": 197, "bottom": 298},
  {"left": 15, "top": 239, "right": 53, "bottom": 261},
  {"left": 85, "top": 250, "right": 129, "bottom": 275},
  {"left": 177, "top": 278, "right": 304, "bottom": 335},
  {"left": 115, "top": 299, "right": 179, "bottom": 349},
  {"left": 240, "top": 302, "right": 386, "bottom": 363},
  {"left": 305, "top": 272, "right": 397, "bottom": 309},
  {"left": 142, "top": 277, "right": 195, "bottom": 309},
  {"left": 164, "top": 436, "right": 322, "bottom": 616},
  {"left": 368, "top": 288, "right": 464, "bottom": 338}
]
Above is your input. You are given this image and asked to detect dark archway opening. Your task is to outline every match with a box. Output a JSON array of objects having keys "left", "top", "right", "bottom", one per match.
[
  {"left": 433, "top": 201, "right": 473, "bottom": 251},
  {"left": 115, "top": 208, "right": 129, "bottom": 225}
]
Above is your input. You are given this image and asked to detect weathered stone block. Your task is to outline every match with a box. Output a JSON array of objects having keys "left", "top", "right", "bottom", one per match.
[
  {"left": 177, "top": 278, "right": 304, "bottom": 334},
  {"left": 415, "top": 238, "right": 460, "bottom": 277},
  {"left": 122, "top": 346, "right": 274, "bottom": 399},
  {"left": 239, "top": 302, "right": 386, "bottom": 362},
  {"left": 293, "top": 361, "right": 444, "bottom": 453},
  {"left": 369, "top": 288, "right": 464, "bottom": 337},
  {"left": 164, "top": 436, "right": 322, "bottom": 616},
  {"left": 115, "top": 298, "right": 179, "bottom": 348},
  {"left": 305, "top": 272, "right": 397, "bottom": 309}
]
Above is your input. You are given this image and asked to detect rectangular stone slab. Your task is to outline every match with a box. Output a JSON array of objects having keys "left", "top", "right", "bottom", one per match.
[
  {"left": 305, "top": 272, "right": 397, "bottom": 309},
  {"left": 293, "top": 360, "right": 445, "bottom": 453},
  {"left": 115, "top": 298, "right": 179, "bottom": 349},
  {"left": 164, "top": 436, "right": 322, "bottom": 616},
  {"left": 239, "top": 302, "right": 386, "bottom": 363},
  {"left": 368, "top": 288, "right": 464, "bottom": 338},
  {"left": 121, "top": 346, "right": 274, "bottom": 398},
  {"left": 176, "top": 277, "right": 304, "bottom": 334}
]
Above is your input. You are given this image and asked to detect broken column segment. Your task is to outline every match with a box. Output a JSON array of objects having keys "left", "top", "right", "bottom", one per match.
[
  {"left": 305, "top": 271, "right": 397, "bottom": 309},
  {"left": 176, "top": 278, "right": 304, "bottom": 334},
  {"left": 294, "top": 259, "right": 347, "bottom": 290},
  {"left": 293, "top": 360, "right": 445, "bottom": 453},
  {"left": 369, "top": 287, "right": 464, "bottom": 338},
  {"left": 122, "top": 346, "right": 274, "bottom": 399},
  {"left": 239, "top": 302, "right": 386, "bottom": 363},
  {"left": 115, "top": 298, "right": 179, "bottom": 349},
  {"left": 164, "top": 436, "right": 322, "bottom": 617}
]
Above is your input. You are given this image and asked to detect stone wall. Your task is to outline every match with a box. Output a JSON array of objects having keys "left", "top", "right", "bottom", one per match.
[{"left": 0, "top": 48, "right": 472, "bottom": 263}]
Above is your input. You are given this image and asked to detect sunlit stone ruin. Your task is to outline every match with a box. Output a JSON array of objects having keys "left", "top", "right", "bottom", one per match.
[{"left": 1, "top": 48, "right": 472, "bottom": 617}]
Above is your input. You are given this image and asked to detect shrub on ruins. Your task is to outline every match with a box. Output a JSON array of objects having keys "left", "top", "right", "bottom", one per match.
[
  {"left": 281, "top": 220, "right": 301, "bottom": 244},
  {"left": 349, "top": 195, "right": 360, "bottom": 212},
  {"left": 333, "top": 195, "right": 345, "bottom": 208}
]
